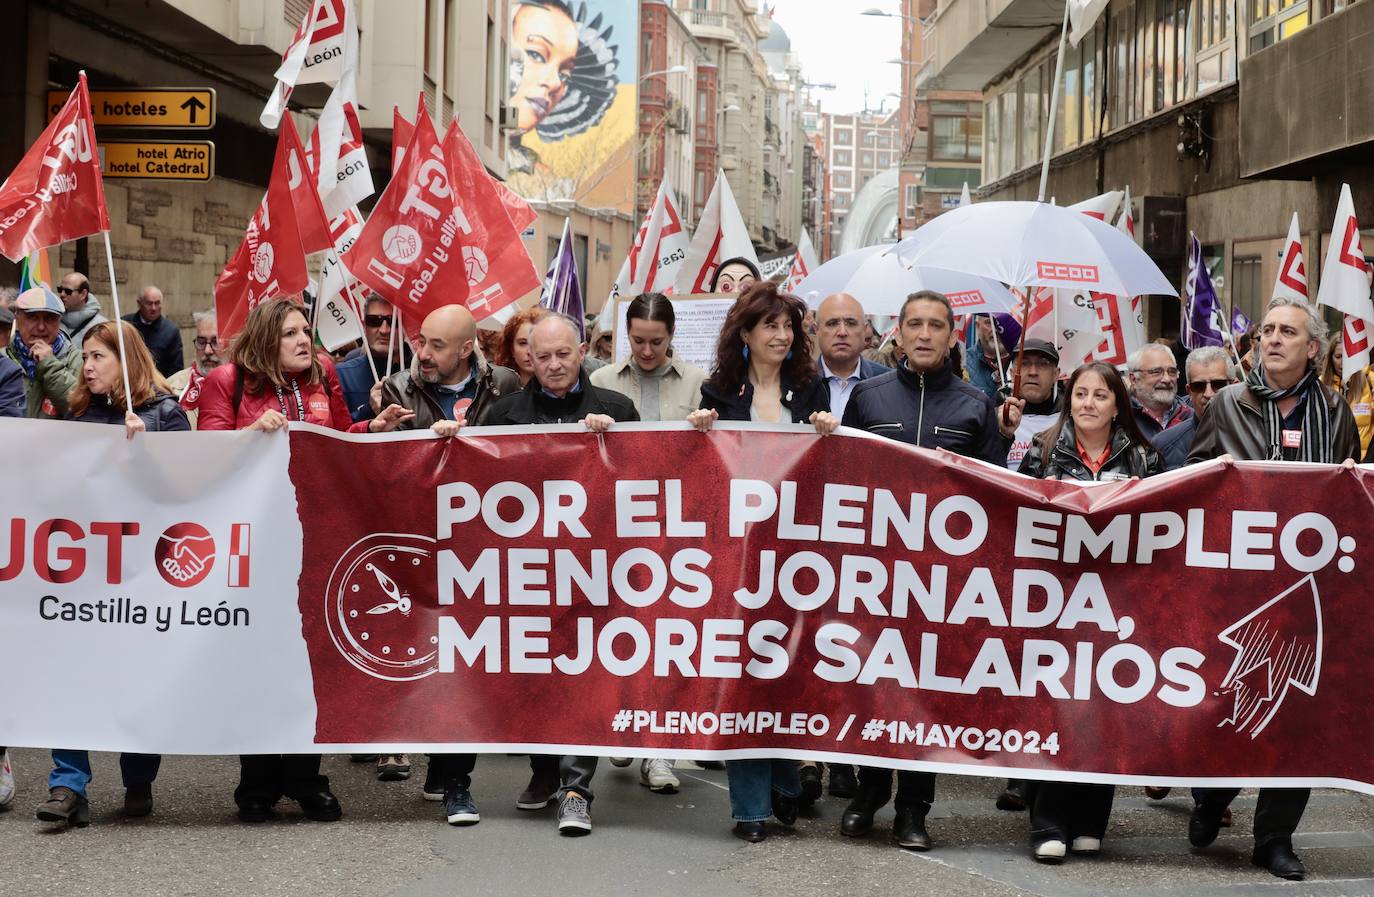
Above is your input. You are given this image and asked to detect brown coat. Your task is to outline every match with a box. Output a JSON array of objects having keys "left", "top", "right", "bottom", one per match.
[{"left": 1187, "top": 380, "right": 1359, "bottom": 463}]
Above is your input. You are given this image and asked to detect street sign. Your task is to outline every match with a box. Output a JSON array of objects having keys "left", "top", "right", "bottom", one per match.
[
  {"left": 100, "top": 141, "right": 215, "bottom": 181},
  {"left": 48, "top": 89, "right": 217, "bottom": 129}
]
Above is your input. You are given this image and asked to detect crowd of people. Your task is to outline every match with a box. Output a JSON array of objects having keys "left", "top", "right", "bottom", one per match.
[{"left": 0, "top": 271, "right": 1362, "bottom": 883}]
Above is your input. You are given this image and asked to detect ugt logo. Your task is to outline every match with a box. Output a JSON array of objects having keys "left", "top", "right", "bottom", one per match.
[{"left": 154, "top": 522, "right": 252, "bottom": 589}]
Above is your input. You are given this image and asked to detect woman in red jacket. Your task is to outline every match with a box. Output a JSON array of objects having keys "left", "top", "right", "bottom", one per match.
[{"left": 197, "top": 298, "right": 411, "bottom": 823}]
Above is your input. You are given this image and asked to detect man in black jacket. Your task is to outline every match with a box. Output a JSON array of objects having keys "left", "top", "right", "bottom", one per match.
[
  {"left": 122, "top": 286, "right": 183, "bottom": 377},
  {"left": 477, "top": 314, "right": 637, "bottom": 838},
  {"left": 839, "top": 290, "right": 1023, "bottom": 851}
]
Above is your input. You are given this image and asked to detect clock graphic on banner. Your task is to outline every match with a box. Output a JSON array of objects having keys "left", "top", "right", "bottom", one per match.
[{"left": 325, "top": 533, "right": 438, "bottom": 681}]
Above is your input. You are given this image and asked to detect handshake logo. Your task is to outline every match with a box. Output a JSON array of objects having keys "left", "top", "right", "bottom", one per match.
[{"left": 154, "top": 522, "right": 252, "bottom": 589}]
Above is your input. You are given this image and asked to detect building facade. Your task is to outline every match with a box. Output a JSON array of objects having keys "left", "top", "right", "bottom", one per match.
[
  {"left": 921, "top": 0, "right": 1373, "bottom": 336},
  {"left": 821, "top": 110, "right": 901, "bottom": 259}
]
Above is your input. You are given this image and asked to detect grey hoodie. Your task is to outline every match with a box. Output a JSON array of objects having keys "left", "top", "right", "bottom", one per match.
[{"left": 61, "top": 292, "right": 108, "bottom": 346}]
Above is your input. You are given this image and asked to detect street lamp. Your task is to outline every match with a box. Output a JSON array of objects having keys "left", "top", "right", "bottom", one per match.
[
  {"left": 861, "top": 7, "right": 920, "bottom": 22},
  {"left": 640, "top": 65, "right": 689, "bottom": 81}
]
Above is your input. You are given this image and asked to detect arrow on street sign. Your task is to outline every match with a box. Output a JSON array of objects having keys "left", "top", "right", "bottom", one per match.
[{"left": 180, "top": 96, "right": 208, "bottom": 125}]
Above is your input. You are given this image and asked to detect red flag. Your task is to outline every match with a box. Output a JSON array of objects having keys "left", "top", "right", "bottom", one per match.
[
  {"left": 179, "top": 365, "right": 206, "bottom": 411},
  {"left": 442, "top": 121, "right": 540, "bottom": 323},
  {"left": 282, "top": 116, "right": 332, "bottom": 253},
  {"left": 392, "top": 107, "right": 414, "bottom": 172},
  {"left": 344, "top": 100, "right": 471, "bottom": 315},
  {"left": 494, "top": 179, "right": 536, "bottom": 233},
  {"left": 0, "top": 73, "right": 108, "bottom": 261},
  {"left": 214, "top": 125, "right": 311, "bottom": 340}
]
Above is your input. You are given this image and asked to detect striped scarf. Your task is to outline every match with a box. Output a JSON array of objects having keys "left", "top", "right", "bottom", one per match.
[{"left": 1245, "top": 363, "right": 1332, "bottom": 463}]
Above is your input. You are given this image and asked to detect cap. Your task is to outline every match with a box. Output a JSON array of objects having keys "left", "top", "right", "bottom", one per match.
[
  {"left": 14, "top": 286, "right": 63, "bottom": 317},
  {"left": 0, "top": 305, "right": 12, "bottom": 326},
  {"left": 1021, "top": 338, "right": 1059, "bottom": 363}
]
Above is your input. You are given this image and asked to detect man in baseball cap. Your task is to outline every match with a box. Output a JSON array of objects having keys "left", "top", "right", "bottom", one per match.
[
  {"left": 3, "top": 286, "right": 83, "bottom": 417},
  {"left": 1004, "top": 338, "right": 1062, "bottom": 469}
]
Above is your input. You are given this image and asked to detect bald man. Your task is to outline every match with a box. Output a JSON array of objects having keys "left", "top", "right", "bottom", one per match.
[
  {"left": 377, "top": 304, "right": 522, "bottom": 434},
  {"left": 817, "top": 293, "right": 890, "bottom": 421}
]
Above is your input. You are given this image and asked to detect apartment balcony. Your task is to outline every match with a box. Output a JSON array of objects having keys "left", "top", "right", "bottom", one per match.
[
  {"left": 1239, "top": 0, "right": 1374, "bottom": 178},
  {"left": 686, "top": 9, "right": 751, "bottom": 48},
  {"left": 920, "top": 0, "right": 1061, "bottom": 90}
]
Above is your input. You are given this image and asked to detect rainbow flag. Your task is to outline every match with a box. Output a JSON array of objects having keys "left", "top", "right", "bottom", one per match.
[{"left": 18, "top": 247, "right": 52, "bottom": 292}]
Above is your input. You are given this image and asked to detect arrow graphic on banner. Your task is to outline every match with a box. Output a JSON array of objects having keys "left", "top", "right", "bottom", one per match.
[
  {"left": 179, "top": 96, "right": 207, "bottom": 124},
  {"left": 1216, "top": 576, "right": 1323, "bottom": 738}
]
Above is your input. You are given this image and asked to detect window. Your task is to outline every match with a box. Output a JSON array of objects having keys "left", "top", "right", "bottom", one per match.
[
  {"left": 905, "top": 183, "right": 919, "bottom": 217},
  {"left": 931, "top": 101, "right": 982, "bottom": 161},
  {"left": 1018, "top": 65, "right": 1043, "bottom": 168},
  {"left": 985, "top": 97, "right": 1000, "bottom": 178},
  {"left": 860, "top": 151, "right": 873, "bottom": 168},
  {"left": 997, "top": 89, "right": 1016, "bottom": 177},
  {"left": 862, "top": 131, "right": 876, "bottom": 146},
  {"left": 1249, "top": 0, "right": 1306, "bottom": 52},
  {"left": 834, "top": 127, "right": 852, "bottom": 144},
  {"left": 878, "top": 152, "right": 889, "bottom": 167},
  {"left": 1196, "top": 0, "right": 1235, "bottom": 92},
  {"left": 879, "top": 134, "right": 891, "bottom": 148},
  {"left": 834, "top": 171, "right": 851, "bottom": 188},
  {"left": 834, "top": 193, "right": 849, "bottom": 209},
  {"left": 835, "top": 149, "right": 851, "bottom": 166}
]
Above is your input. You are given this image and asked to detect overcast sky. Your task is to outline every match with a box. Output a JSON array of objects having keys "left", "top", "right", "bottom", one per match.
[{"left": 770, "top": 0, "right": 902, "bottom": 116}]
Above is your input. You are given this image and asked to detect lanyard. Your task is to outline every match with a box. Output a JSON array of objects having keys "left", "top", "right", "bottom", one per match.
[{"left": 274, "top": 380, "right": 307, "bottom": 421}]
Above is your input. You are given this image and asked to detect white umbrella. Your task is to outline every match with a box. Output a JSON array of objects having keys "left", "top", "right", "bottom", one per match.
[
  {"left": 794, "top": 244, "right": 1019, "bottom": 317},
  {"left": 893, "top": 201, "right": 1178, "bottom": 298}
]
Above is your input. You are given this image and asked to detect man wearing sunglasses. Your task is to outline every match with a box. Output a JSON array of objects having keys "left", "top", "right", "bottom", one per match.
[
  {"left": 56, "top": 272, "right": 108, "bottom": 347},
  {"left": 1126, "top": 343, "right": 1193, "bottom": 438},
  {"left": 337, "top": 295, "right": 412, "bottom": 423},
  {"left": 1152, "top": 346, "right": 1233, "bottom": 470}
]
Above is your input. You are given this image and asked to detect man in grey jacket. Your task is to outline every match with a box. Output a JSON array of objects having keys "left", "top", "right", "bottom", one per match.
[{"left": 56, "top": 272, "right": 108, "bottom": 346}]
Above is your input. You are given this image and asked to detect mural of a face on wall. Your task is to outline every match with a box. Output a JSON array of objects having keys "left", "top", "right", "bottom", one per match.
[{"left": 508, "top": 0, "right": 621, "bottom": 174}]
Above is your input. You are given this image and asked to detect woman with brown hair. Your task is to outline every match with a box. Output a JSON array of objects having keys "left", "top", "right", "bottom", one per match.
[
  {"left": 69, "top": 320, "right": 190, "bottom": 435},
  {"left": 685, "top": 282, "right": 836, "bottom": 843},
  {"left": 197, "top": 298, "right": 412, "bottom": 435},
  {"left": 494, "top": 306, "right": 552, "bottom": 387},
  {"left": 1320, "top": 332, "right": 1374, "bottom": 457}
]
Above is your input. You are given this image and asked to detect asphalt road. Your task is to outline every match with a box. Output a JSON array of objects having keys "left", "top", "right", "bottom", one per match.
[{"left": 4, "top": 750, "right": 1374, "bottom": 897}]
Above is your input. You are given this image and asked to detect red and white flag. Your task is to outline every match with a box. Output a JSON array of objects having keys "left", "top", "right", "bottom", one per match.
[
  {"left": 178, "top": 365, "right": 207, "bottom": 412},
  {"left": 344, "top": 101, "right": 463, "bottom": 314},
  {"left": 1068, "top": 190, "right": 1124, "bottom": 223},
  {"left": 281, "top": 116, "right": 332, "bottom": 254},
  {"left": 441, "top": 120, "right": 541, "bottom": 325},
  {"left": 316, "top": 207, "right": 366, "bottom": 351},
  {"left": 1271, "top": 212, "right": 1309, "bottom": 303},
  {"left": 392, "top": 107, "right": 414, "bottom": 171},
  {"left": 0, "top": 73, "right": 108, "bottom": 261},
  {"left": 214, "top": 123, "right": 311, "bottom": 340},
  {"left": 1315, "top": 185, "right": 1373, "bottom": 382},
  {"left": 261, "top": 0, "right": 352, "bottom": 129},
  {"left": 307, "top": 73, "right": 374, "bottom": 219},
  {"left": 674, "top": 169, "right": 758, "bottom": 294},
  {"left": 783, "top": 228, "right": 819, "bottom": 294},
  {"left": 1116, "top": 186, "right": 1136, "bottom": 238},
  {"left": 609, "top": 176, "right": 689, "bottom": 302}
]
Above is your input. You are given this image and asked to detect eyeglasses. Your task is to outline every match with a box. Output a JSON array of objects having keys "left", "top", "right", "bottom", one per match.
[
  {"left": 1133, "top": 366, "right": 1179, "bottom": 378},
  {"left": 193, "top": 337, "right": 220, "bottom": 349},
  {"left": 1187, "top": 378, "right": 1229, "bottom": 394},
  {"left": 363, "top": 314, "right": 393, "bottom": 328},
  {"left": 56, "top": 286, "right": 83, "bottom": 296}
]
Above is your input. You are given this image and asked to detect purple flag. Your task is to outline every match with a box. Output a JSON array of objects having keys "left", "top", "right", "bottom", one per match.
[
  {"left": 1184, "top": 233, "right": 1224, "bottom": 349},
  {"left": 539, "top": 218, "right": 585, "bottom": 340},
  {"left": 1231, "top": 305, "right": 1253, "bottom": 336}
]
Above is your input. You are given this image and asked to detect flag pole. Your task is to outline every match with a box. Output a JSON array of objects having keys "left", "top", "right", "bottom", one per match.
[
  {"left": 1036, "top": 1, "right": 1073, "bottom": 203},
  {"left": 100, "top": 231, "right": 137, "bottom": 424}
]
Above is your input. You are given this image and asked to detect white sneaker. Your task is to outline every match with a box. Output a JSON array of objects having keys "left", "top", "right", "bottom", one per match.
[
  {"left": 608, "top": 757, "right": 633, "bottom": 768},
  {"left": 0, "top": 750, "right": 13, "bottom": 806},
  {"left": 1070, "top": 836, "right": 1101, "bottom": 855},
  {"left": 1034, "top": 839, "right": 1067, "bottom": 863},
  {"left": 639, "top": 758, "right": 680, "bottom": 793}
]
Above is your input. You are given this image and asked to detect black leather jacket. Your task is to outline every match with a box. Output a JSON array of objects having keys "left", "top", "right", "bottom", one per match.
[
  {"left": 841, "top": 359, "right": 1010, "bottom": 465},
  {"left": 1018, "top": 419, "right": 1163, "bottom": 481},
  {"left": 381, "top": 356, "right": 521, "bottom": 429},
  {"left": 483, "top": 369, "right": 639, "bottom": 425},
  {"left": 1187, "top": 381, "right": 1359, "bottom": 463}
]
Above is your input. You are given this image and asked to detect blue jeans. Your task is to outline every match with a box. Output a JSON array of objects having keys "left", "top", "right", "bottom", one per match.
[
  {"left": 726, "top": 759, "right": 800, "bottom": 823},
  {"left": 49, "top": 750, "right": 161, "bottom": 797}
]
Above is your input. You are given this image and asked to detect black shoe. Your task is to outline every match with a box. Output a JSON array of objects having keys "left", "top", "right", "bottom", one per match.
[
  {"left": 292, "top": 788, "right": 342, "bottom": 822},
  {"left": 123, "top": 783, "right": 153, "bottom": 818},
  {"left": 772, "top": 791, "right": 799, "bottom": 826},
  {"left": 36, "top": 787, "right": 90, "bottom": 827},
  {"left": 841, "top": 794, "right": 882, "bottom": 837},
  {"left": 422, "top": 761, "right": 445, "bottom": 801},
  {"left": 893, "top": 806, "right": 931, "bottom": 851},
  {"left": 828, "top": 764, "right": 858, "bottom": 799},
  {"left": 996, "top": 780, "right": 1027, "bottom": 812},
  {"left": 732, "top": 821, "right": 767, "bottom": 843},
  {"left": 798, "top": 766, "right": 822, "bottom": 807},
  {"left": 443, "top": 787, "right": 480, "bottom": 826},
  {"left": 1252, "top": 840, "right": 1305, "bottom": 880},
  {"left": 1188, "top": 802, "right": 1225, "bottom": 848},
  {"left": 349, "top": 754, "right": 379, "bottom": 762},
  {"left": 237, "top": 796, "right": 276, "bottom": 823}
]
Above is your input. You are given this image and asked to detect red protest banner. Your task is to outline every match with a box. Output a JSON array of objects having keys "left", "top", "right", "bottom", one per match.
[
  {"left": 284, "top": 426, "right": 1371, "bottom": 791},
  {"left": 0, "top": 73, "right": 108, "bottom": 261}
]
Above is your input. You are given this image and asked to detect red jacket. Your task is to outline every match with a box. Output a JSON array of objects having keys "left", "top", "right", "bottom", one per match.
[{"left": 197, "top": 355, "right": 360, "bottom": 432}]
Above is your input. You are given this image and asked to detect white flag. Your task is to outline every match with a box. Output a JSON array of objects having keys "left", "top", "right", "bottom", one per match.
[
  {"left": 1315, "top": 186, "right": 1373, "bottom": 382},
  {"left": 1068, "top": 0, "right": 1110, "bottom": 46},
  {"left": 783, "top": 228, "right": 820, "bottom": 293},
  {"left": 1117, "top": 185, "right": 1136, "bottom": 238},
  {"left": 674, "top": 169, "right": 758, "bottom": 294},
  {"left": 317, "top": 208, "right": 365, "bottom": 352},
  {"left": 306, "top": 79, "right": 374, "bottom": 218},
  {"left": 608, "top": 177, "right": 689, "bottom": 303},
  {"left": 959, "top": 182, "right": 972, "bottom": 207},
  {"left": 1068, "top": 190, "right": 1123, "bottom": 224},
  {"left": 1271, "top": 212, "right": 1309, "bottom": 302},
  {"left": 261, "top": 0, "right": 353, "bottom": 129}
]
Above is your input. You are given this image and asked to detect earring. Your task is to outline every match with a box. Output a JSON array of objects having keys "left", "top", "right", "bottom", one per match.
[
  {"left": 786, "top": 350, "right": 794, "bottom": 360},
  {"left": 742, "top": 345, "right": 750, "bottom": 360}
]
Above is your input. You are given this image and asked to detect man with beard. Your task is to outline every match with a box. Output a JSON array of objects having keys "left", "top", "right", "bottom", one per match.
[{"left": 1127, "top": 343, "right": 1193, "bottom": 438}]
